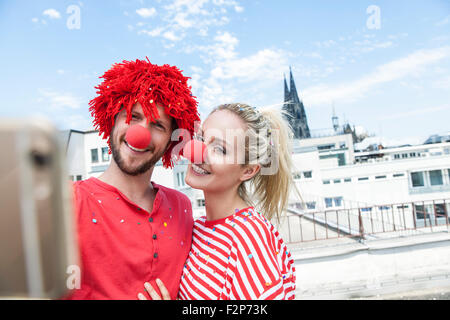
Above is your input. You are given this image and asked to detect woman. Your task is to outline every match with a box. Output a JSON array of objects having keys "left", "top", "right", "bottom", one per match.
[{"left": 139, "top": 103, "right": 297, "bottom": 300}]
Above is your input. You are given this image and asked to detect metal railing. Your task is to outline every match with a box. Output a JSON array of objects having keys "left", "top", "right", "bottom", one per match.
[{"left": 280, "top": 199, "right": 450, "bottom": 243}]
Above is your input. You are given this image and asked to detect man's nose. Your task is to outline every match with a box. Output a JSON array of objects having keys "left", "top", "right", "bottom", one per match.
[{"left": 126, "top": 124, "right": 152, "bottom": 149}]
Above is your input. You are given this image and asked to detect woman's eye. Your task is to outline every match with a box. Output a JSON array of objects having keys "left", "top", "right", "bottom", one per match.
[{"left": 214, "top": 146, "right": 226, "bottom": 154}]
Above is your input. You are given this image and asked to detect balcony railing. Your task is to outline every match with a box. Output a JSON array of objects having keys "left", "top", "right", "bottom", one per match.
[{"left": 280, "top": 199, "right": 450, "bottom": 243}]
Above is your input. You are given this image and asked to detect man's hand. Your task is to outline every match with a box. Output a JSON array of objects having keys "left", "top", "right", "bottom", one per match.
[{"left": 137, "top": 278, "right": 171, "bottom": 300}]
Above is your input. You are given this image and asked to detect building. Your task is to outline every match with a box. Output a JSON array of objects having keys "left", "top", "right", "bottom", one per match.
[
  {"left": 63, "top": 75, "right": 450, "bottom": 224},
  {"left": 283, "top": 67, "right": 311, "bottom": 139}
]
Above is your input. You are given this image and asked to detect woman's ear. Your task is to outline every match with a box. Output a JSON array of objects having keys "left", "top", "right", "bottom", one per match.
[{"left": 240, "top": 164, "right": 261, "bottom": 182}]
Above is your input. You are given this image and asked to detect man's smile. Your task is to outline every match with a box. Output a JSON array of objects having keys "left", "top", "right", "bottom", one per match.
[{"left": 124, "top": 140, "right": 150, "bottom": 153}]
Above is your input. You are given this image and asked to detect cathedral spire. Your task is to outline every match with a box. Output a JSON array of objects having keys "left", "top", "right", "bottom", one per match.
[
  {"left": 289, "top": 67, "right": 300, "bottom": 103},
  {"left": 284, "top": 73, "right": 290, "bottom": 102},
  {"left": 282, "top": 67, "right": 311, "bottom": 139}
]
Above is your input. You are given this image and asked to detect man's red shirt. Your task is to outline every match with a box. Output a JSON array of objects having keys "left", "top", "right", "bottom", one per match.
[{"left": 67, "top": 177, "right": 193, "bottom": 300}]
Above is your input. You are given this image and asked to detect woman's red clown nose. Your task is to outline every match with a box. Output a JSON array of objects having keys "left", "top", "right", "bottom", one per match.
[
  {"left": 125, "top": 125, "right": 151, "bottom": 150},
  {"left": 183, "top": 139, "right": 206, "bottom": 164}
]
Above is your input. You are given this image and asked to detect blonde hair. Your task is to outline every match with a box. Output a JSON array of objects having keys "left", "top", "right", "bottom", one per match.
[{"left": 210, "top": 103, "right": 300, "bottom": 222}]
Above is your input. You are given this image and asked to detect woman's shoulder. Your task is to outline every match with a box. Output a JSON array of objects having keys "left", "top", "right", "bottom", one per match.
[
  {"left": 235, "top": 207, "right": 292, "bottom": 252},
  {"left": 231, "top": 207, "right": 276, "bottom": 243}
]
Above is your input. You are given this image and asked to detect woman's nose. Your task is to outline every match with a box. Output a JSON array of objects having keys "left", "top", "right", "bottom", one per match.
[{"left": 182, "top": 139, "right": 207, "bottom": 164}]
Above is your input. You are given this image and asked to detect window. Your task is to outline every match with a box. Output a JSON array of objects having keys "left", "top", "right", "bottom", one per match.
[
  {"left": 358, "top": 177, "right": 369, "bottom": 181},
  {"left": 102, "top": 147, "right": 110, "bottom": 162},
  {"left": 177, "top": 172, "right": 186, "bottom": 187},
  {"left": 394, "top": 154, "right": 400, "bottom": 159},
  {"left": 333, "top": 179, "right": 341, "bottom": 184},
  {"left": 334, "top": 197, "right": 343, "bottom": 207},
  {"left": 402, "top": 153, "right": 408, "bottom": 158},
  {"left": 344, "top": 178, "right": 351, "bottom": 182},
  {"left": 339, "top": 142, "right": 346, "bottom": 149},
  {"left": 325, "top": 198, "right": 333, "bottom": 208},
  {"left": 292, "top": 202, "right": 304, "bottom": 210},
  {"left": 91, "top": 149, "right": 99, "bottom": 163},
  {"left": 393, "top": 173, "right": 405, "bottom": 178},
  {"left": 375, "top": 175, "right": 386, "bottom": 179},
  {"left": 306, "top": 202, "right": 316, "bottom": 210},
  {"left": 429, "top": 170, "right": 443, "bottom": 186},
  {"left": 361, "top": 207, "right": 372, "bottom": 212},
  {"left": 318, "top": 144, "right": 335, "bottom": 150},
  {"left": 409, "top": 152, "right": 416, "bottom": 157},
  {"left": 69, "top": 175, "right": 74, "bottom": 181},
  {"left": 411, "top": 172, "right": 425, "bottom": 187},
  {"left": 293, "top": 172, "right": 302, "bottom": 180},
  {"left": 415, "top": 205, "right": 426, "bottom": 220},
  {"left": 323, "top": 180, "right": 330, "bottom": 185},
  {"left": 337, "top": 153, "right": 346, "bottom": 166},
  {"left": 303, "top": 171, "right": 312, "bottom": 179},
  {"left": 435, "top": 203, "right": 447, "bottom": 220},
  {"left": 197, "top": 199, "right": 205, "bottom": 207},
  {"left": 319, "top": 153, "right": 346, "bottom": 166},
  {"left": 76, "top": 175, "right": 82, "bottom": 181}
]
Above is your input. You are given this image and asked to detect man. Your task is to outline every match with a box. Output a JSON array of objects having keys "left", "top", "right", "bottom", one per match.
[{"left": 67, "top": 58, "right": 200, "bottom": 299}]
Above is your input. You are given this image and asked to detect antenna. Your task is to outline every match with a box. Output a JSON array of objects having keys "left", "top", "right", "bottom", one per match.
[{"left": 332, "top": 101, "right": 339, "bottom": 132}]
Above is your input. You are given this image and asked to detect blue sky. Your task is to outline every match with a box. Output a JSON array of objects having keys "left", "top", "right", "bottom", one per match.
[{"left": 0, "top": 0, "right": 449, "bottom": 146}]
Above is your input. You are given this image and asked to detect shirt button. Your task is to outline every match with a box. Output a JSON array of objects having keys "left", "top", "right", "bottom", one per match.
[
  {"left": 149, "top": 217, "right": 153, "bottom": 222},
  {"left": 152, "top": 234, "right": 157, "bottom": 240},
  {"left": 154, "top": 253, "right": 158, "bottom": 258}
]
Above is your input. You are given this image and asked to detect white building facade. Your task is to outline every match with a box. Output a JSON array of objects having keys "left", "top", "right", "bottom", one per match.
[{"left": 64, "top": 129, "right": 450, "bottom": 221}]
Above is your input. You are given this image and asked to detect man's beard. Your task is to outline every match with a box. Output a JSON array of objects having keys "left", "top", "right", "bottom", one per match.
[{"left": 110, "top": 129, "right": 166, "bottom": 176}]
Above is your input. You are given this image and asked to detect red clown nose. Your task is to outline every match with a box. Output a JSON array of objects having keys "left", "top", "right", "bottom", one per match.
[
  {"left": 183, "top": 139, "right": 206, "bottom": 164},
  {"left": 125, "top": 124, "right": 151, "bottom": 150}
]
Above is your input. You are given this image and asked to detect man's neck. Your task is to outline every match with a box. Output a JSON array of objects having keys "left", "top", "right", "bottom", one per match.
[{"left": 98, "top": 160, "right": 155, "bottom": 206}]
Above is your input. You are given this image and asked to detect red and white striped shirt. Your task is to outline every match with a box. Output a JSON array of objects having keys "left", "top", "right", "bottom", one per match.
[{"left": 178, "top": 207, "right": 296, "bottom": 300}]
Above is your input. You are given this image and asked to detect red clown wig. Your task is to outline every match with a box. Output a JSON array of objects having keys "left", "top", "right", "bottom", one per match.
[{"left": 88, "top": 57, "right": 200, "bottom": 169}]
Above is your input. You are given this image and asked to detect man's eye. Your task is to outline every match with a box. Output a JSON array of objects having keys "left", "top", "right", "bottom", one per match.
[{"left": 153, "top": 122, "right": 165, "bottom": 130}]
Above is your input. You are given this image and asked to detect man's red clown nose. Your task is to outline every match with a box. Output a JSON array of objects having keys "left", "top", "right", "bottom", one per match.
[
  {"left": 183, "top": 140, "right": 206, "bottom": 164},
  {"left": 125, "top": 125, "right": 151, "bottom": 150}
]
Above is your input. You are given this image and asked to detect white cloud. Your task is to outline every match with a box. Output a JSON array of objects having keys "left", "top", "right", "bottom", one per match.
[
  {"left": 436, "top": 15, "right": 449, "bottom": 26},
  {"left": 163, "top": 30, "right": 181, "bottom": 41},
  {"left": 234, "top": 5, "right": 244, "bottom": 13},
  {"left": 214, "top": 31, "right": 238, "bottom": 47},
  {"left": 432, "top": 75, "right": 450, "bottom": 89},
  {"left": 136, "top": 7, "right": 157, "bottom": 18},
  {"left": 31, "top": 17, "right": 39, "bottom": 23},
  {"left": 302, "top": 46, "right": 450, "bottom": 106},
  {"left": 211, "top": 48, "right": 286, "bottom": 81},
  {"left": 352, "top": 39, "right": 394, "bottom": 54},
  {"left": 38, "top": 89, "right": 84, "bottom": 110},
  {"left": 191, "top": 66, "right": 203, "bottom": 73},
  {"left": 378, "top": 104, "right": 450, "bottom": 121},
  {"left": 314, "top": 40, "right": 336, "bottom": 48},
  {"left": 137, "top": 0, "right": 243, "bottom": 42},
  {"left": 43, "top": 9, "right": 61, "bottom": 19},
  {"left": 190, "top": 36, "right": 288, "bottom": 112},
  {"left": 139, "top": 27, "right": 164, "bottom": 37}
]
